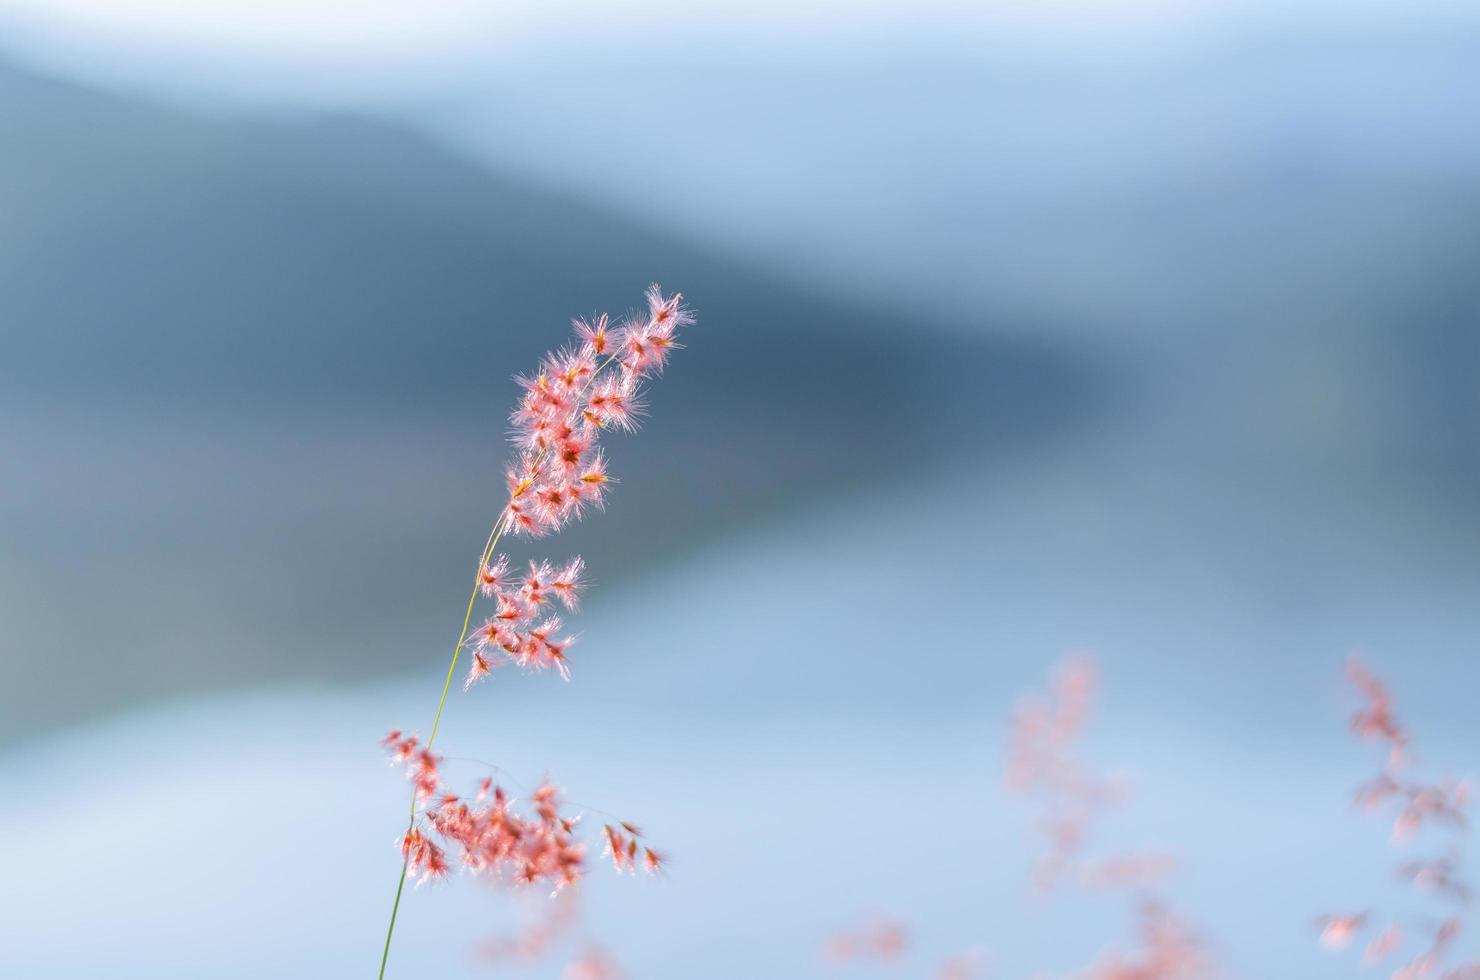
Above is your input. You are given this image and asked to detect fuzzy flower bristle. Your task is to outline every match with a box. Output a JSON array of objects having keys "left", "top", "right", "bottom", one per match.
[
  {"left": 551, "top": 557, "right": 584, "bottom": 610},
  {"left": 572, "top": 313, "right": 614, "bottom": 357},
  {"left": 479, "top": 555, "right": 511, "bottom": 597},
  {"left": 400, "top": 828, "right": 448, "bottom": 884}
]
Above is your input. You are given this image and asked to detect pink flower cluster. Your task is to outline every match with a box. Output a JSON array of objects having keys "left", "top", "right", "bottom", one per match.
[
  {"left": 474, "top": 889, "right": 631, "bottom": 977},
  {"left": 1349, "top": 658, "right": 1410, "bottom": 766},
  {"left": 457, "top": 285, "right": 693, "bottom": 690},
  {"left": 502, "top": 284, "right": 691, "bottom": 539},
  {"left": 1007, "top": 657, "right": 1216, "bottom": 980},
  {"left": 1083, "top": 902, "right": 1216, "bottom": 980},
  {"left": 1347, "top": 660, "right": 1470, "bottom": 843},
  {"left": 601, "top": 822, "right": 663, "bottom": 876},
  {"left": 385, "top": 735, "right": 584, "bottom": 888},
  {"left": 384, "top": 730, "right": 441, "bottom": 802},
  {"left": 383, "top": 732, "right": 667, "bottom": 894},
  {"left": 1006, "top": 656, "right": 1169, "bottom": 893},
  {"left": 1318, "top": 658, "right": 1478, "bottom": 979},
  {"left": 466, "top": 556, "right": 584, "bottom": 686}
]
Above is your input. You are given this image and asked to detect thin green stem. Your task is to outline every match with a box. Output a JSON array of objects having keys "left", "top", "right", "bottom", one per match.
[
  {"left": 377, "top": 857, "right": 410, "bottom": 979},
  {"left": 430, "top": 522, "right": 505, "bottom": 751},
  {"left": 378, "top": 520, "right": 503, "bottom": 979}
]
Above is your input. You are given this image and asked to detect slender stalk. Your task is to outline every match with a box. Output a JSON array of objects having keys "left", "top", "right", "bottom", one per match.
[
  {"left": 377, "top": 858, "right": 410, "bottom": 979},
  {"left": 430, "top": 522, "right": 505, "bottom": 751},
  {"left": 378, "top": 520, "right": 503, "bottom": 979}
]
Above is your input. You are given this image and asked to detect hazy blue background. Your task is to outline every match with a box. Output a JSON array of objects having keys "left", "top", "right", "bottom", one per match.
[{"left": 0, "top": 2, "right": 1476, "bottom": 977}]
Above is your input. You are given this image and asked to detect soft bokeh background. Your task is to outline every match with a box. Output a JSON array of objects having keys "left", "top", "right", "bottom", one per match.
[{"left": 1, "top": 2, "right": 1477, "bottom": 977}]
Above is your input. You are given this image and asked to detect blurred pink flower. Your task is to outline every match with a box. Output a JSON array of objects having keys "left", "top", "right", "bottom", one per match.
[
  {"left": 564, "top": 948, "right": 626, "bottom": 980},
  {"left": 1318, "top": 913, "right": 1366, "bottom": 951},
  {"left": 1084, "top": 903, "right": 1214, "bottom": 980},
  {"left": 1319, "top": 658, "right": 1479, "bottom": 979},
  {"left": 824, "top": 918, "right": 910, "bottom": 967},
  {"left": 1009, "top": 659, "right": 1216, "bottom": 979},
  {"left": 1365, "top": 924, "right": 1404, "bottom": 964}
]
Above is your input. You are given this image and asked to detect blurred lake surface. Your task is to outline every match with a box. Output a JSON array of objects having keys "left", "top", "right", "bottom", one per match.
[{"left": 0, "top": 4, "right": 1477, "bottom": 974}]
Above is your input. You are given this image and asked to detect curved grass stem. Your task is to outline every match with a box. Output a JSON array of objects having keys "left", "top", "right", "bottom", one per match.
[{"left": 378, "top": 520, "right": 503, "bottom": 979}]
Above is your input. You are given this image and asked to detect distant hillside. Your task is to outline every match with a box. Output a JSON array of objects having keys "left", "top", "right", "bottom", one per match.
[{"left": 0, "top": 60, "right": 1097, "bottom": 742}]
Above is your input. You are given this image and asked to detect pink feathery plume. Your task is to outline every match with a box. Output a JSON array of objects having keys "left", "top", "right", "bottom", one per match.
[
  {"left": 1318, "top": 913, "right": 1367, "bottom": 951},
  {"left": 1009, "top": 658, "right": 1214, "bottom": 979},
  {"left": 1082, "top": 902, "right": 1215, "bottom": 980},
  {"left": 461, "top": 285, "right": 693, "bottom": 687},
  {"left": 1365, "top": 923, "right": 1404, "bottom": 964},
  {"left": 385, "top": 746, "right": 663, "bottom": 897},
  {"left": 378, "top": 286, "right": 693, "bottom": 976},
  {"left": 1347, "top": 656, "right": 1410, "bottom": 770},
  {"left": 1317, "top": 658, "right": 1479, "bottom": 978},
  {"left": 1005, "top": 656, "right": 1170, "bottom": 893}
]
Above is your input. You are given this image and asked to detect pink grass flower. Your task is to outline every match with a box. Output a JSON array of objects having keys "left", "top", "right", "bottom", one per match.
[
  {"left": 550, "top": 557, "right": 585, "bottom": 610},
  {"left": 1009, "top": 660, "right": 1218, "bottom": 979},
  {"left": 408, "top": 748, "right": 441, "bottom": 802},
  {"left": 383, "top": 730, "right": 420, "bottom": 765},
  {"left": 400, "top": 828, "right": 448, "bottom": 884},
  {"left": 1318, "top": 913, "right": 1366, "bottom": 950},
  {"left": 573, "top": 453, "right": 611, "bottom": 510},
  {"left": 573, "top": 313, "right": 619, "bottom": 357},
  {"left": 520, "top": 560, "right": 555, "bottom": 606},
  {"left": 1084, "top": 902, "right": 1214, "bottom": 980},
  {"left": 380, "top": 286, "right": 693, "bottom": 970},
  {"left": 564, "top": 948, "right": 626, "bottom": 980},
  {"left": 464, "top": 651, "right": 494, "bottom": 690},
  {"left": 479, "top": 555, "right": 511, "bottom": 597},
  {"left": 936, "top": 950, "right": 989, "bottom": 980},
  {"left": 1365, "top": 924, "right": 1404, "bottom": 963},
  {"left": 823, "top": 919, "right": 910, "bottom": 966},
  {"left": 586, "top": 375, "right": 645, "bottom": 431},
  {"left": 382, "top": 759, "right": 668, "bottom": 899},
  {"left": 645, "top": 281, "right": 694, "bottom": 333},
  {"left": 475, "top": 891, "right": 579, "bottom": 965},
  {"left": 1005, "top": 655, "right": 1137, "bottom": 891},
  {"left": 1400, "top": 854, "right": 1472, "bottom": 903},
  {"left": 1319, "top": 659, "right": 1479, "bottom": 980},
  {"left": 1347, "top": 656, "right": 1409, "bottom": 768}
]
